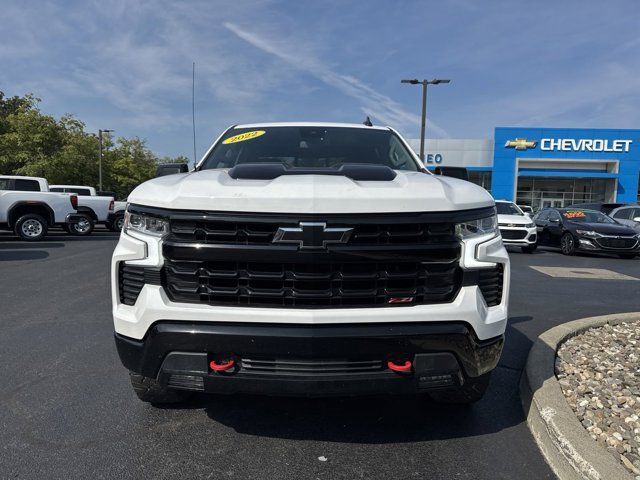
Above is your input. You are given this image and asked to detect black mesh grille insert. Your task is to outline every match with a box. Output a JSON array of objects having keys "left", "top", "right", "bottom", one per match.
[
  {"left": 595, "top": 237, "right": 637, "bottom": 249},
  {"left": 162, "top": 259, "right": 462, "bottom": 308},
  {"left": 499, "top": 229, "right": 528, "bottom": 240},
  {"left": 240, "top": 358, "right": 384, "bottom": 376},
  {"left": 477, "top": 265, "right": 504, "bottom": 307}
]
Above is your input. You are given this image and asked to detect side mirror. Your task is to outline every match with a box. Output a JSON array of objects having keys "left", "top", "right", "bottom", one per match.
[
  {"left": 633, "top": 217, "right": 640, "bottom": 222},
  {"left": 434, "top": 166, "right": 469, "bottom": 181},
  {"left": 550, "top": 217, "right": 560, "bottom": 223},
  {"left": 156, "top": 163, "right": 189, "bottom": 177}
]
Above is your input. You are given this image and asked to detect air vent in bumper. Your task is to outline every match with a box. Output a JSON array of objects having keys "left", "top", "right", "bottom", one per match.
[
  {"left": 241, "top": 358, "right": 384, "bottom": 376},
  {"left": 477, "top": 265, "right": 504, "bottom": 307},
  {"left": 118, "top": 263, "right": 162, "bottom": 306}
]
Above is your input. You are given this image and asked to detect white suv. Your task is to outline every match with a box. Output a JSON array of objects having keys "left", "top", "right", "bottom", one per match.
[
  {"left": 496, "top": 200, "right": 537, "bottom": 253},
  {"left": 111, "top": 123, "right": 510, "bottom": 405}
]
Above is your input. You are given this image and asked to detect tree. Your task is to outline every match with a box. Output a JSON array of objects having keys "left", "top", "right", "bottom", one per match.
[
  {"left": 0, "top": 91, "right": 187, "bottom": 199},
  {"left": 105, "top": 137, "right": 158, "bottom": 200}
]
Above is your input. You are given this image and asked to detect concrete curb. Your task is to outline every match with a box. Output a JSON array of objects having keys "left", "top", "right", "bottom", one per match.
[{"left": 520, "top": 312, "right": 640, "bottom": 480}]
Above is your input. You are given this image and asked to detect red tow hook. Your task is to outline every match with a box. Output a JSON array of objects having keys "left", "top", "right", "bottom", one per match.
[
  {"left": 387, "top": 360, "right": 412, "bottom": 373},
  {"left": 209, "top": 358, "right": 235, "bottom": 372}
]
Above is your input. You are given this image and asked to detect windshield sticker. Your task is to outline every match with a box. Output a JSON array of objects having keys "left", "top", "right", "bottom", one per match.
[
  {"left": 563, "top": 211, "right": 586, "bottom": 219},
  {"left": 222, "top": 130, "right": 266, "bottom": 144}
]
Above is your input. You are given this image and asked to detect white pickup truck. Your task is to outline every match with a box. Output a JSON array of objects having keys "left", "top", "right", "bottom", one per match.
[
  {"left": 0, "top": 175, "right": 82, "bottom": 240},
  {"left": 112, "top": 122, "right": 509, "bottom": 405},
  {"left": 94, "top": 190, "right": 127, "bottom": 231},
  {"left": 47, "top": 185, "right": 114, "bottom": 235}
]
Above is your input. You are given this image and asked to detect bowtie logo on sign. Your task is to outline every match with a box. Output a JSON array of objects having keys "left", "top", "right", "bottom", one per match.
[{"left": 504, "top": 138, "right": 537, "bottom": 150}]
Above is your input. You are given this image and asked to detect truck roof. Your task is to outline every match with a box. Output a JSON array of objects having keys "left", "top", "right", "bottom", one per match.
[
  {"left": 232, "top": 122, "right": 390, "bottom": 131},
  {"left": 0, "top": 175, "right": 46, "bottom": 182},
  {"left": 50, "top": 184, "right": 95, "bottom": 190}
]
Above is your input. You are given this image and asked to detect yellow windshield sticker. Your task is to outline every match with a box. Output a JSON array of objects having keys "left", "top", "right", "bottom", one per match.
[{"left": 222, "top": 130, "right": 266, "bottom": 144}]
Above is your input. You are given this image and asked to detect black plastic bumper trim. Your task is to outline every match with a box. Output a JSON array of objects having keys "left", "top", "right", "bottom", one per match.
[{"left": 115, "top": 321, "right": 504, "bottom": 396}]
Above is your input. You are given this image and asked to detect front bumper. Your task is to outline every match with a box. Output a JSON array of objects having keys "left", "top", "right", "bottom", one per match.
[
  {"left": 498, "top": 226, "right": 537, "bottom": 246},
  {"left": 115, "top": 321, "right": 504, "bottom": 396},
  {"left": 576, "top": 235, "right": 640, "bottom": 253}
]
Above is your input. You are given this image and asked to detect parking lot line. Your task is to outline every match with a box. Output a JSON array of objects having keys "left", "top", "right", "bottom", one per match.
[{"left": 529, "top": 266, "right": 639, "bottom": 281}]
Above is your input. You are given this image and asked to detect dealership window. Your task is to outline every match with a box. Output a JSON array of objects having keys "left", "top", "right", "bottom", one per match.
[
  {"left": 468, "top": 171, "right": 492, "bottom": 193},
  {"left": 516, "top": 177, "right": 614, "bottom": 211}
]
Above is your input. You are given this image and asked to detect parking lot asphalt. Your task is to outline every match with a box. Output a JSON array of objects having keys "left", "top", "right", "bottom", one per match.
[{"left": 1, "top": 231, "right": 639, "bottom": 479}]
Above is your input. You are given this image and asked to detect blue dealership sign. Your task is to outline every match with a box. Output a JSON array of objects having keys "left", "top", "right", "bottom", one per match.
[{"left": 492, "top": 127, "right": 640, "bottom": 203}]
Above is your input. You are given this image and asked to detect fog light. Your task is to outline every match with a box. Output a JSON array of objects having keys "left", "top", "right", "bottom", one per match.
[{"left": 579, "top": 238, "right": 596, "bottom": 249}]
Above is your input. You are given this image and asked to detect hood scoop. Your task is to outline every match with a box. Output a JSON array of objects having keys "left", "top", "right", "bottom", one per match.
[{"left": 227, "top": 163, "right": 397, "bottom": 181}]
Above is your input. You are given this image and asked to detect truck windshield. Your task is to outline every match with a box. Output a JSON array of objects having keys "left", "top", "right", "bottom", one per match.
[{"left": 200, "top": 126, "right": 420, "bottom": 171}]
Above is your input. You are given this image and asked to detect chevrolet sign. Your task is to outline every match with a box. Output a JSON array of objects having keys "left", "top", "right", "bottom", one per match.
[{"left": 540, "top": 138, "right": 632, "bottom": 152}]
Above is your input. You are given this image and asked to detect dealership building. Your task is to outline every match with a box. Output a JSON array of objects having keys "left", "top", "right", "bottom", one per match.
[{"left": 411, "top": 127, "right": 640, "bottom": 210}]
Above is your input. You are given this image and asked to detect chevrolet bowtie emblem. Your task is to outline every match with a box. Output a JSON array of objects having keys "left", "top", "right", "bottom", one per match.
[
  {"left": 273, "top": 222, "right": 353, "bottom": 249},
  {"left": 505, "top": 138, "right": 537, "bottom": 150}
]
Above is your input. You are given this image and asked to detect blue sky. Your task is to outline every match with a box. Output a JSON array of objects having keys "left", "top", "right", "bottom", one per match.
[{"left": 1, "top": 0, "right": 640, "bottom": 160}]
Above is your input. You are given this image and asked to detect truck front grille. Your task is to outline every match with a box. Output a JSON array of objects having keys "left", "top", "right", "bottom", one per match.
[
  {"left": 162, "top": 259, "right": 462, "bottom": 308},
  {"left": 117, "top": 206, "right": 501, "bottom": 310},
  {"left": 169, "top": 217, "right": 456, "bottom": 246}
]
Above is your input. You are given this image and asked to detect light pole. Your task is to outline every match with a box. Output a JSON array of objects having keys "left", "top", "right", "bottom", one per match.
[
  {"left": 98, "top": 129, "right": 113, "bottom": 191},
  {"left": 401, "top": 78, "right": 450, "bottom": 161}
]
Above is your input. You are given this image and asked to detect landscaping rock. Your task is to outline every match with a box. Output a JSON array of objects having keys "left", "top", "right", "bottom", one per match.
[{"left": 556, "top": 321, "right": 640, "bottom": 476}]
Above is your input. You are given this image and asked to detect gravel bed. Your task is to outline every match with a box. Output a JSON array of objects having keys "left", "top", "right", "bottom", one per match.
[{"left": 556, "top": 321, "right": 640, "bottom": 478}]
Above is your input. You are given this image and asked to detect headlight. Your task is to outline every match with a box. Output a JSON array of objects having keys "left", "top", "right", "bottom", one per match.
[
  {"left": 124, "top": 210, "right": 169, "bottom": 237},
  {"left": 576, "top": 229, "right": 600, "bottom": 238},
  {"left": 455, "top": 214, "right": 498, "bottom": 239},
  {"left": 525, "top": 222, "right": 535, "bottom": 228}
]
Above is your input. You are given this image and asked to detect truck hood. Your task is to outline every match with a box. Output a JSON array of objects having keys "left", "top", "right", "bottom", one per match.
[{"left": 128, "top": 170, "right": 494, "bottom": 214}]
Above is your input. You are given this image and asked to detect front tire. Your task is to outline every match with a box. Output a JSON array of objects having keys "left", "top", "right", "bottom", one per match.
[
  {"left": 560, "top": 233, "right": 577, "bottom": 255},
  {"left": 14, "top": 214, "right": 48, "bottom": 241},
  {"left": 521, "top": 244, "right": 537, "bottom": 254},
  {"left": 129, "top": 373, "right": 192, "bottom": 405},
  {"left": 108, "top": 213, "right": 125, "bottom": 232},
  {"left": 429, "top": 372, "right": 492, "bottom": 404},
  {"left": 69, "top": 214, "right": 94, "bottom": 236}
]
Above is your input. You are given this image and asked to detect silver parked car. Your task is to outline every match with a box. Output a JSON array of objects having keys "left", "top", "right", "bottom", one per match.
[{"left": 609, "top": 205, "right": 640, "bottom": 233}]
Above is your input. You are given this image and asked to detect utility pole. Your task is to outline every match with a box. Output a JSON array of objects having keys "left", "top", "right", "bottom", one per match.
[
  {"left": 98, "top": 129, "right": 113, "bottom": 191},
  {"left": 401, "top": 78, "right": 450, "bottom": 160}
]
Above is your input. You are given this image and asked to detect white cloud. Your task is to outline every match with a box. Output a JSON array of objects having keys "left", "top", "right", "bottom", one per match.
[{"left": 223, "top": 22, "right": 448, "bottom": 137}]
